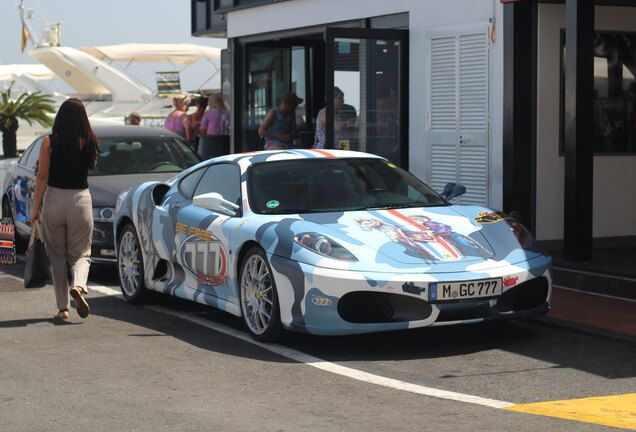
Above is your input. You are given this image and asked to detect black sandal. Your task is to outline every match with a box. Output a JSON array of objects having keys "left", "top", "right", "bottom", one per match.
[{"left": 54, "top": 309, "right": 69, "bottom": 320}]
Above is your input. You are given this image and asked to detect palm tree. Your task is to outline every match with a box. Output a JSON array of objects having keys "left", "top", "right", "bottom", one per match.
[{"left": 0, "top": 91, "right": 55, "bottom": 157}]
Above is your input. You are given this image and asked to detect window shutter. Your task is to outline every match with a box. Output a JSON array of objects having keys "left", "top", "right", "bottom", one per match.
[{"left": 428, "top": 26, "right": 490, "bottom": 206}]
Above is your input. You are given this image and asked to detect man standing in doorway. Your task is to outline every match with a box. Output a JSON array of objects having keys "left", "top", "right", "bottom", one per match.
[{"left": 259, "top": 91, "right": 303, "bottom": 150}]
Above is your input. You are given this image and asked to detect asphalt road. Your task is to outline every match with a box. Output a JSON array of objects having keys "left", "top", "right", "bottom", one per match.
[{"left": 1, "top": 258, "right": 635, "bottom": 432}]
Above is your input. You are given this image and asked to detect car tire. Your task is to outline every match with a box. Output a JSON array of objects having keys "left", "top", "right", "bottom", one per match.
[
  {"left": 117, "top": 223, "right": 147, "bottom": 304},
  {"left": 239, "top": 246, "right": 284, "bottom": 342},
  {"left": 2, "top": 197, "right": 27, "bottom": 254}
]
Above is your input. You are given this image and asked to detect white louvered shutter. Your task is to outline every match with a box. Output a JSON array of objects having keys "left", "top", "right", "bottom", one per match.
[{"left": 428, "top": 25, "right": 490, "bottom": 206}]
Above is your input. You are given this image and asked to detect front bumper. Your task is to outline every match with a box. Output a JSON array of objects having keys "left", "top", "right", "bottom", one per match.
[
  {"left": 269, "top": 254, "right": 552, "bottom": 336},
  {"left": 91, "top": 221, "right": 116, "bottom": 264}
]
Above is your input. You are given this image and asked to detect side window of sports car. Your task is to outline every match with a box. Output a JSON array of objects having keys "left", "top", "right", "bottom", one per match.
[
  {"left": 193, "top": 163, "right": 241, "bottom": 208},
  {"left": 18, "top": 145, "right": 34, "bottom": 166},
  {"left": 178, "top": 167, "right": 207, "bottom": 199},
  {"left": 23, "top": 137, "right": 44, "bottom": 169}
]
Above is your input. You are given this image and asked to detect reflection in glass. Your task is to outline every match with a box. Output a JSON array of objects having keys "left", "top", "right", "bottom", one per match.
[
  {"left": 331, "top": 38, "right": 401, "bottom": 164},
  {"left": 562, "top": 31, "right": 636, "bottom": 154}
]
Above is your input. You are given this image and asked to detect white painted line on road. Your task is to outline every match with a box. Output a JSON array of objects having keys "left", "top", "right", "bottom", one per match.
[
  {"left": 89, "top": 281, "right": 513, "bottom": 409},
  {"left": 87, "top": 282, "right": 122, "bottom": 298}
]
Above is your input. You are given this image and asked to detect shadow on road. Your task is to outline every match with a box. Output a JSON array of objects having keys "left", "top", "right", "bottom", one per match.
[
  {"left": 0, "top": 317, "right": 81, "bottom": 327},
  {"left": 5, "top": 256, "right": 636, "bottom": 380},
  {"left": 85, "top": 289, "right": 636, "bottom": 380}
]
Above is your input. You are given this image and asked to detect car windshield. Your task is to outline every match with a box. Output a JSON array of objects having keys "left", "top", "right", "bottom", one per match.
[
  {"left": 249, "top": 158, "right": 447, "bottom": 214},
  {"left": 90, "top": 136, "right": 200, "bottom": 176}
]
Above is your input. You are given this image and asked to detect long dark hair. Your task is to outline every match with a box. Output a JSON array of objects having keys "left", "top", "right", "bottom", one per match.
[{"left": 52, "top": 98, "right": 99, "bottom": 169}]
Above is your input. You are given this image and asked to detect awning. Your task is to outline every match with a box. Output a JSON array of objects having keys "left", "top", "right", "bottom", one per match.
[
  {"left": 79, "top": 43, "right": 221, "bottom": 65},
  {"left": 0, "top": 64, "right": 56, "bottom": 81}
]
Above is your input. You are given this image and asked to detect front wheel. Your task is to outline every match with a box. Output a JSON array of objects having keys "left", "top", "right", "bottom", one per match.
[
  {"left": 239, "top": 247, "right": 284, "bottom": 342},
  {"left": 117, "top": 223, "right": 147, "bottom": 304}
]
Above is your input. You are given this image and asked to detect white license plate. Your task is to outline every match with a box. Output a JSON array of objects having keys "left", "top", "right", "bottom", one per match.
[{"left": 428, "top": 278, "right": 502, "bottom": 303}]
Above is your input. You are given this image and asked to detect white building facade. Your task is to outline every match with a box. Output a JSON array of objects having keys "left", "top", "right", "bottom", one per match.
[{"left": 191, "top": 0, "right": 636, "bottom": 256}]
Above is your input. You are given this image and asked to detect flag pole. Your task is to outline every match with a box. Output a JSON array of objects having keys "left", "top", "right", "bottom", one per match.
[{"left": 18, "top": 0, "right": 40, "bottom": 50}]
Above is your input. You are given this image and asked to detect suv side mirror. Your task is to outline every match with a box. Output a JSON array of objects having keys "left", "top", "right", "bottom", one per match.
[
  {"left": 441, "top": 183, "right": 466, "bottom": 201},
  {"left": 193, "top": 192, "right": 239, "bottom": 216}
]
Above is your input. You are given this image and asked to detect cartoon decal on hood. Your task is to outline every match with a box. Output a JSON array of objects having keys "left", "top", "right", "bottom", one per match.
[{"left": 356, "top": 209, "right": 493, "bottom": 262}]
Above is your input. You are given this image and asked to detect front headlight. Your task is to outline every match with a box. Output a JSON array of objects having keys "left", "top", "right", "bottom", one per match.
[
  {"left": 92, "top": 207, "right": 115, "bottom": 223},
  {"left": 506, "top": 219, "right": 536, "bottom": 250},
  {"left": 293, "top": 232, "right": 358, "bottom": 261}
]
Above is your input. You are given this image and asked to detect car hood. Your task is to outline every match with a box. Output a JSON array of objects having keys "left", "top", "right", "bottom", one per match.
[
  {"left": 278, "top": 206, "right": 544, "bottom": 273},
  {"left": 88, "top": 173, "right": 176, "bottom": 207}
]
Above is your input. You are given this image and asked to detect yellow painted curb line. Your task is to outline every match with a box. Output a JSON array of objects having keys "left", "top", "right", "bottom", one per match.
[{"left": 504, "top": 393, "right": 636, "bottom": 430}]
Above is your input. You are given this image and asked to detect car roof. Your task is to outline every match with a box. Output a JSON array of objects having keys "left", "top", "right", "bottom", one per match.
[
  {"left": 91, "top": 125, "right": 180, "bottom": 139},
  {"left": 211, "top": 149, "right": 385, "bottom": 164},
  {"left": 34, "top": 125, "right": 181, "bottom": 141}
]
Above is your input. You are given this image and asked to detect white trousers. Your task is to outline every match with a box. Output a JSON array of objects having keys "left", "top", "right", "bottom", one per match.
[{"left": 41, "top": 186, "right": 93, "bottom": 311}]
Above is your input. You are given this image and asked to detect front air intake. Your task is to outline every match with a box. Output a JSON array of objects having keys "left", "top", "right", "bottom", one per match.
[{"left": 338, "top": 291, "right": 433, "bottom": 323}]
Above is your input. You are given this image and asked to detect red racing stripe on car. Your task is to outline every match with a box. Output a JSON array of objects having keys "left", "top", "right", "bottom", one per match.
[
  {"left": 308, "top": 149, "right": 335, "bottom": 157},
  {"left": 433, "top": 235, "right": 460, "bottom": 259},
  {"left": 219, "top": 248, "right": 227, "bottom": 275}
]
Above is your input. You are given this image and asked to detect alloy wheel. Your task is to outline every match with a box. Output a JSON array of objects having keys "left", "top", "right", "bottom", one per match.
[
  {"left": 118, "top": 230, "right": 142, "bottom": 298},
  {"left": 240, "top": 253, "right": 275, "bottom": 335}
]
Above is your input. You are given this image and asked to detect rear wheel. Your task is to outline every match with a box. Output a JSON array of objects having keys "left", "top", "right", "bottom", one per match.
[
  {"left": 117, "top": 223, "right": 147, "bottom": 304},
  {"left": 239, "top": 247, "right": 284, "bottom": 342}
]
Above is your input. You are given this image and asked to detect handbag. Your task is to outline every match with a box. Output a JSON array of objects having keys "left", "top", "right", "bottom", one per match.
[
  {"left": 0, "top": 217, "right": 15, "bottom": 265},
  {"left": 24, "top": 220, "right": 51, "bottom": 288}
]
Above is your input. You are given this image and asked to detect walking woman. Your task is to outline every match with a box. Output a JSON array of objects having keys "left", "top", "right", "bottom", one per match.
[{"left": 30, "top": 98, "right": 99, "bottom": 320}]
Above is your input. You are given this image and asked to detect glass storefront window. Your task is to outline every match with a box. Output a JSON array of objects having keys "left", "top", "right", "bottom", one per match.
[
  {"left": 562, "top": 31, "right": 636, "bottom": 154},
  {"left": 330, "top": 36, "right": 402, "bottom": 164},
  {"left": 241, "top": 45, "right": 312, "bottom": 151}
]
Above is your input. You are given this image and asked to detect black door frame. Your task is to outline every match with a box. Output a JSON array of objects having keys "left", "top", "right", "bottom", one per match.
[{"left": 233, "top": 38, "right": 325, "bottom": 153}]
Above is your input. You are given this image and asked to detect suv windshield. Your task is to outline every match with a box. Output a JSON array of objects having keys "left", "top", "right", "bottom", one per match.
[
  {"left": 249, "top": 158, "right": 447, "bottom": 214},
  {"left": 91, "top": 136, "right": 200, "bottom": 176}
]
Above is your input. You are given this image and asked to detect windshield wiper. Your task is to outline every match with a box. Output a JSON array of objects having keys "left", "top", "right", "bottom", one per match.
[{"left": 358, "top": 202, "right": 420, "bottom": 210}]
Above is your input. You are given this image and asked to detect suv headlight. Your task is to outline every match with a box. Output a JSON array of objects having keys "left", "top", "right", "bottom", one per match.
[
  {"left": 293, "top": 233, "right": 358, "bottom": 261},
  {"left": 92, "top": 207, "right": 115, "bottom": 223}
]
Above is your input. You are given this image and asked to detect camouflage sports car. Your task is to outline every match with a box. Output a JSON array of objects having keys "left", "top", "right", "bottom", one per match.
[{"left": 114, "top": 149, "right": 552, "bottom": 341}]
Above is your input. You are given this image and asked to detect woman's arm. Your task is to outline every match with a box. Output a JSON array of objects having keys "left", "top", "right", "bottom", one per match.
[
  {"left": 30, "top": 136, "right": 51, "bottom": 223},
  {"left": 199, "top": 111, "right": 209, "bottom": 135},
  {"left": 181, "top": 113, "right": 192, "bottom": 141}
]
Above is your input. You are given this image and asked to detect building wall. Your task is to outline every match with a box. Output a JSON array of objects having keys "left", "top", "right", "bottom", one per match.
[
  {"left": 536, "top": 4, "right": 636, "bottom": 242},
  {"left": 227, "top": 0, "right": 505, "bottom": 209}
]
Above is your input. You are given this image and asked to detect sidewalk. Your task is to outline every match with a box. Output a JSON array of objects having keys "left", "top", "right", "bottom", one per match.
[{"left": 535, "top": 286, "right": 636, "bottom": 344}]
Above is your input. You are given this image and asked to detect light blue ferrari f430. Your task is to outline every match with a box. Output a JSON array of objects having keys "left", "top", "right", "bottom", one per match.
[{"left": 114, "top": 149, "right": 551, "bottom": 341}]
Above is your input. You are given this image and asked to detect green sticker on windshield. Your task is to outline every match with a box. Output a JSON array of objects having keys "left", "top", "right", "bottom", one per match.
[{"left": 266, "top": 200, "right": 280, "bottom": 208}]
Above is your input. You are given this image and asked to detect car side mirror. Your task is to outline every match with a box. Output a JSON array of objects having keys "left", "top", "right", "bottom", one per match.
[
  {"left": 441, "top": 183, "right": 466, "bottom": 201},
  {"left": 193, "top": 192, "right": 239, "bottom": 216}
]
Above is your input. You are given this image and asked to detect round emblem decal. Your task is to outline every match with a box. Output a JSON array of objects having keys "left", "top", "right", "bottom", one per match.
[{"left": 266, "top": 200, "right": 280, "bottom": 208}]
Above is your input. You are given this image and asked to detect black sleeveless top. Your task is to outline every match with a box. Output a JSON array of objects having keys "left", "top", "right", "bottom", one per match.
[{"left": 47, "top": 134, "right": 90, "bottom": 189}]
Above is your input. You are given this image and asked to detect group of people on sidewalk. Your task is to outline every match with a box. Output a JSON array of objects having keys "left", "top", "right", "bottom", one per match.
[
  {"left": 258, "top": 87, "right": 357, "bottom": 151},
  {"left": 162, "top": 94, "right": 230, "bottom": 151}
]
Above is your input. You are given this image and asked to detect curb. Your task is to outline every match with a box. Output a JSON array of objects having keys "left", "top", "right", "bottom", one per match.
[{"left": 530, "top": 315, "right": 636, "bottom": 346}]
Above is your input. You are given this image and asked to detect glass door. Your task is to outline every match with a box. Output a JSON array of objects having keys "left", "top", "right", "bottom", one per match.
[
  {"left": 239, "top": 40, "right": 323, "bottom": 152},
  {"left": 326, "top": 28, "right": 408, "bottom": 167}
]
